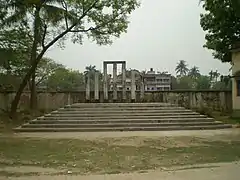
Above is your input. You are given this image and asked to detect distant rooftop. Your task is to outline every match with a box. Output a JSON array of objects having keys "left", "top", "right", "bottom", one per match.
[{"left": 145, "top": 68, "right": 171, "bottom": 76}]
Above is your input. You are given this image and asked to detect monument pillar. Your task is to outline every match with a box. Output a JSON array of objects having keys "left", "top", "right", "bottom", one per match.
[
  {"left": 94, "top": 71, "right": 99, "bottom": 102},
  {"left": 131, "top": 70, "right": 136, "bottom": 102},
  {"left": 231, "top": 43, "right": 240, "bottom": 118},
  {"left": 103, "top": 61, "right": 126, "bottom": 102},
  {"left": 103, "top": 62, "right": 108, "bottom": 101},
  {"left": 122, "top": 62, "right": 127, "bottom": 101},
  {"left": 140, "top": 81, "right": 145, "bottom": 102},
  {"left": 86, "top": 72, "right": 90, "bottom": 102},
  {"left": 113, "top": 63, "right": 118, "bottom": 102}
]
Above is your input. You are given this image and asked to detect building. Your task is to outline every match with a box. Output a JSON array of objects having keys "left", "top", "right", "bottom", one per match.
[
  {"left": 110, "top": 77, "right": 137, "bottom": 91},
  {"left": 109, "top": 68, "right": 171, "bottom": 91},
  {"left": 143, "top": 68, "right": 171, "bottom": 91}
]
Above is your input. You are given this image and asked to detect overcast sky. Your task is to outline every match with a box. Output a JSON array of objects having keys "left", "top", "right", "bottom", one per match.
[{"left": 46, "top": 0, "right": 231, "bottom": 76}]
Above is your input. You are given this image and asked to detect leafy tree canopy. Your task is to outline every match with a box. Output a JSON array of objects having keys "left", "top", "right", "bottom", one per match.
[{"left": 200, "top": 0, "right": 240, "bottom": 62}]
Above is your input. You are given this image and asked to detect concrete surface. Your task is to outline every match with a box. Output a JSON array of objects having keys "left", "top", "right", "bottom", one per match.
[
  {"left": 4, "top": 129, "right": 240, "bottom": 140},
  {"left": 1, "top": 161, "right": 239, "bottom": 180}
]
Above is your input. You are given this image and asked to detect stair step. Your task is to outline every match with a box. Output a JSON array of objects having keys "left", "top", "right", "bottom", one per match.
[
  {"left": 69, "top": 103, "right": 178, "bottom": 108},
  {"left": 39, "top": 115, "right": 208, "bottom": 120},
  {"left": 64, "top": 107, "right": 186, "bottom": 111},
  {"left": 46, "top": 112, "right": 200, "bottom": 117},
  {"left": 14, "top": 124, "right": 233, "bottom": 132},
  {"left": 22, "top": 122, "right": 223, "bottom": 128},
  {"left": 54, "top": 110, "right": 193, "bottom": 114},
  {"left": 31, "top": 118, "right": 214, "bottom": 124}
]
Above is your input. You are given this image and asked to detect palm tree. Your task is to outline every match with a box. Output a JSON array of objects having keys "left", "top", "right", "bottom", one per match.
[
  {"left": 213, "top": 70, "right": 220, "bottom": 82},
  {"left": 175, "top": 60, "right": 189, "bottom": 77},
  {"left": 188, "top": 66, "right": 200, "bottom": 78},
  {"left": 84, "top": 65, "right": 97, "bottom": 76},
  {"left": 209, "top": 70, "right": 214, "bottom": 81}
]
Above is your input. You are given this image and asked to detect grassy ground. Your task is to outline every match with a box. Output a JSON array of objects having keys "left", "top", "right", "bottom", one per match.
[
  {"left": 0, "top": 136, "right": 240, "bottom": 176},
  {"left": 210, "top": 111, "right": 240, "bottom": 125},
  {"left": 0, "top": 109, "right": 50, "bottom": 132}
]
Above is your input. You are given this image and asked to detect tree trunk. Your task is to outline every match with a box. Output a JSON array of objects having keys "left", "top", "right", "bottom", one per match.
[
  {"left": 29, "top": 7, "right": 41, "bottom": 111},
  {"left": 28, "top": 80, "right": 32, "bottom": 91},
  {"left": 30, "top": 69, "right": 37, "bottom": 110},
  {"left": 9, "top": 7, "right": 41, "bottom": 119},
  {"left": 10, "top": 61, "right": 39, "bottom": 119}
]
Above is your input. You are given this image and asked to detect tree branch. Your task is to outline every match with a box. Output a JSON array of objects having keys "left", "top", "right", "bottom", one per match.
[
  {"left": 61, "top": 0, "right": 69, "bottom": 29},
  {"left": 69, "top": 10, "right": 125, "bottom": 34},
  {"left": 37, "top": 0, "right": 99, "bottom": 61},
  {"left": 41, "top": 23, "right": 47, "bottom": 49},
  {"left": 36, "top": 73, "right": 48, "bottom": 86}
]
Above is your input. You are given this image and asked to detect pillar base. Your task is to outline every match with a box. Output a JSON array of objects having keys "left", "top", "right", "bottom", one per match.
[
  {"left": 231, "top": 109, "right": 240, "bottom": 119},
  {"left": 121, "top": 99, "right": 127, "bottom": 103},
  {"left": 131, "top": 99, "right": 136, "bottom": 103},
  {"left": 94, "top": 99, "right": 100, "bottom": 103}
]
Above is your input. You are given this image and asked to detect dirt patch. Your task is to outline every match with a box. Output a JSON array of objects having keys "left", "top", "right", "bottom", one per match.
[
  {"left": 104, "top": 137, "right": 147, "bottom": 147},
  {"left": 100, "top": 136, "right": 206, "bottom": 149},
  {"left": 143, "top": 136, "right": 207, "bottom": 148},
  {"left": 1, "top": 166, "right": 60, "bottom": 174}
]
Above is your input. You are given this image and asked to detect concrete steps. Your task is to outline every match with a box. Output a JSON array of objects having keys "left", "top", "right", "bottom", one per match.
[
  {"left": 22, "top": 122, "right": 225, "bottom": 128},
  {"left": 30, "top": 118, "right": 215, "bottom": 124},
  {"left": 14, "top": 103, "right": 232, "bottom": 132},
  {"left": 14, "top": 125, "right": 232, "bottom": 132},
  {"left": 38, "top": 115, "right": 208, "bottom": 120}
]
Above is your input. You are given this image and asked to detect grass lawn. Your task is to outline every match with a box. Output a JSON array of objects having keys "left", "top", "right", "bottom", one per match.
[{"left": 0, "top": 136, "right": 240, "bottom": 176}]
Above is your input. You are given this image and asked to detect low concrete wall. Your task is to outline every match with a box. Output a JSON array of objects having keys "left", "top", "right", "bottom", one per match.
[{"left": 0, "top": 90, "right": 232, "bottom": 112}]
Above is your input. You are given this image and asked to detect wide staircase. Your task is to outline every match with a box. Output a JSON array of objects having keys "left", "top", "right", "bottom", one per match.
[{"left": 14, "top": 103, "right": 232, "bottom": 132}]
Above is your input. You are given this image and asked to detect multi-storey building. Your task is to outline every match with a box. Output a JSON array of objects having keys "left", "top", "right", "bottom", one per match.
[
  {"left": 109, "top": 68, "right": 171, "bottom": 91},
  {"left": 143, "top": 68, "right": 171, "bottom": 91}
]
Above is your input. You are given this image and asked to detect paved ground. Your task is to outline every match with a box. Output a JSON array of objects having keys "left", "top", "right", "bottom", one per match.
[
  {"left": 3, "top": 129, "right": 240, "bottom": 140},
  {"left": 1, "top": 161, "right": 239, "bottom": 180}
]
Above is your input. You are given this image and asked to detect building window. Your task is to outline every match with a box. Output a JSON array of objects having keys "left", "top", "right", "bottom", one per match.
[
  {"left": 151, "top": 87, "right": 154, "bottom": 90},
  {"left": 127, "top": 87, "right": 130, "bottom": 90},
  {"left": 237, "top": 79, "right": 240, "bottom": 96},
  {"left": 147, "top": 88, "right": 150, "bottom": 90}
]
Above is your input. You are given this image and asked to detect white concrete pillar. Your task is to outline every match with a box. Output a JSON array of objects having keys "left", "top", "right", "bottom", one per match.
[
  {"left": 103, "top": 62, "right": 108, "bottom": 101},
  {"left": 131, "top": 70, "right": 136, "bottom": 101},
  {"left": 86, "top": 73, "right": 90, "bottom": 101},
  {"left": 113, "top": 63, "right": 117, "bottom": 101},
  {"left": 94, "top": 71, "right": 99, "bottom": 101},
  {"left": 67, "top": 93, "right": 71, "bottom": 105},
  {"left": 140, "top": 81, "right": 144, "bottom": 101}
]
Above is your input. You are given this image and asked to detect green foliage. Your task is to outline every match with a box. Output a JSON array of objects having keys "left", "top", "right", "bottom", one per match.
[
  {"left": 188, "top": 66, "right": 200, "bottom": 78},
  {"left": 176, "top": 76, "right": 194, "bottom": 90},
  {"left": 47, "top": 68, "right": 85, "bottom": 91},
  {"left": 200, "top": 0, "right": 240, "bottom": 62},
  {"left": 0, "top": 24, "right": 32, "bottom": 90},
  {"left": 36, "top": 58, "right": 64, "bottom": 87},
  {"left": 195, "top": 75, "right": 211, "bottom": 90},
  {"left": 173, "top": 60, "right": 230, "bottom": 90},
  {"left": 0, "top": 24, "right": 32, "bottom": 75},
  {"left": 175, "top": 60, "right": 189, "bottom": 77}
]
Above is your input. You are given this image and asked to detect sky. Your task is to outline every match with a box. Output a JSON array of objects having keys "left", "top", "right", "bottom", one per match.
[{"left": 46, "top": 0, "right": 231, "bottom": 76}]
